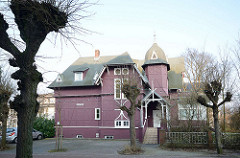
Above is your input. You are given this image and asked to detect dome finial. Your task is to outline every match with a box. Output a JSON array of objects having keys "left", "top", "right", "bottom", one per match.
[{"left": 153, "top": 31, "right": 156, "bottom": 43}]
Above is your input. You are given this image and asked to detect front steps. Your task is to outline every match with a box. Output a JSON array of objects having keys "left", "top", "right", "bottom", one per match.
[{"left": 143, "top": 127, "right": 158, "bottom": 144}]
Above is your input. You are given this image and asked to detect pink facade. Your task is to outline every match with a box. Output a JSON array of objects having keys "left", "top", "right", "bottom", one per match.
[
  {"left": 49, "top": 43, "right": 205, "bottom": 142},
  {"left": 54, "top": 66, "right": 143, "bottom": 139},
  {"left": 145, "top": 65, "right": 168, "bottom": 96}
]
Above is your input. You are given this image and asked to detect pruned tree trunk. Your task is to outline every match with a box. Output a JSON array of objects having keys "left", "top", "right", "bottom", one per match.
[
  {"left": 129, "top": 113, "right": 136, "bottom": 148},
  {"left": 0, "top": 95, "right": 10, "bottom": 150},
  {"left": 213, "top": 107, "right": 223, "bottom": 154},
  {"left": 12, "top": 66, "right": 41, "bottom": 158},
  {"left": 0, "top": 1, "right": 70, "bottom": 157},
  {"left": 1, "top": 107, "right": 8, "bottom": 150}
]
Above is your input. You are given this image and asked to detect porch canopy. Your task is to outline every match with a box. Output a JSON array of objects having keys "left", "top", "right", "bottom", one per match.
[{"left": 140, "top": 89, "right": 170, "bottom": 128}]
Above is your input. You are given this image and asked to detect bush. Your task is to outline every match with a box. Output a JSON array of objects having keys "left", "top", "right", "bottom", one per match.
[
  {"left": 118, "top": 145, "right": 144, "bottom": 155},
  {"left": 33, "top": 117, "right": 55, "bottom": 138}
]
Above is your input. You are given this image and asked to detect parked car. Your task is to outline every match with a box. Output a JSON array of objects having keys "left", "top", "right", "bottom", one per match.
[{"left": 0, "top": 127, "right": 43, "bottom": 143}]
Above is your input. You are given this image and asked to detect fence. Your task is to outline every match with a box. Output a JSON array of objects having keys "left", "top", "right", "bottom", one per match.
[
  {"left": 159, "top": 129, "right": 240, "bottom": 148},
  {"left": 212, "top": 133, "right": 240, "bottom": 147},
  {"left": 166, "top": 132, "right": 208, "bottom": 144}
]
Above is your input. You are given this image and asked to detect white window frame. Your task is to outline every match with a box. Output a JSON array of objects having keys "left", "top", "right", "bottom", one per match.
[
  {"left": 104, "top": 136, "right": 114, "bottom": 139},
  {"left": 96, "top": 133, "right": 99, "bottom": 138},
  {"left": 115, "top": 120, "right": 129, "bottom": 128},
  {"left": 178, "top": 104, "right": 206, "bottom": 121},
  {"left": 76, "top": 135, "right": 83, "bottom": 138},
  {"left": 151, "top": 50, "right": 158, "bottom": 59},
  {"left": 122, "top": 68, "right": 129, "bottom": 75},
  {"left": 50, "top": 98, "right": 55, "bottom": 104},
  {"left": 114, "top": 78, "right": 127, "bottom": 100},
  {"left": 56, "top": 75, "right": 62, "bottom": 82},
  {"left": 74, "top": 72, "right": 83, "bottom": 81},
  {"left": 95, "top": 108, "right": 101, "bottom": 120},
  {"left": 114, "top": 68, "right": 121, "bottom": 75}
]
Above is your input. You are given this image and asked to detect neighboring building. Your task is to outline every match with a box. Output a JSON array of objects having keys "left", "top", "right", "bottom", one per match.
[
  {"left": 37, "top": 93, "right": 55, "bottom": 120},
  {"left": 5, "top": 93, "right": 55, "bottom": 128},
  {"left": 7, "top": 109, "right": 17, "bottom": 127},
  {"left": 49, "top": 43, "right": 207, "bottom": 142}
]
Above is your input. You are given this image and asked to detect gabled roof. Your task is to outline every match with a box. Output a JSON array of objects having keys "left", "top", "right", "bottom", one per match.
[
  {"left": 48, "top": 63, "right": 105, "bottom": 88},
  {"left": 49, "top": 52, "right": 137, "bottom": 88},
  {"left": 105, "top": 52, "right": 134, "bottom": 66},
  {"left": 141, "top": 89, "right": 168, "bottom": 105}
]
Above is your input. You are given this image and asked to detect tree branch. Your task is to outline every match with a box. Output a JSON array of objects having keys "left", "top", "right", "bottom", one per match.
[
  {"left": 197, "top": 96, "right": 213, "bottom": 108},
  {"left": 0, "top": 13, "right": 21, "bottom": 57},
  {"left": 120, "top": 105, "right": 130, "bottom": 115},
  {"left": 218, "top": 92, "right": 232, "bottom": 107}
]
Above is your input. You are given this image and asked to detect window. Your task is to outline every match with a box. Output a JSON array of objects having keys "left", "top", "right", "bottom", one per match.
[
  {"left": 114, "top": 78, "right": 128, "bottom": 100},
  {"left": 95, "top": 108, "right": 100, "bottom": 120},
  {"left": 44, "top": 99, "right": 49, "bottom": 104},
  {"left": 122, "top": 68, "right": 129, "bottom": 75},
  {"left": 114, "top": 68, "right": 129, "bottom": 75},
  {"left": 104, "top": 136, "right": 114, "bottom": 139},
  {"left": 96, "top": 133, "right": 99, "bottom": 138},
  {"left": 76, "top": 135, "right": 83, "bottom": 138},
  {"left": 75, "top": 72, "right": 83, "bottom": 81},
  {"left": 56, "top": 75, "right": 62, "bottom": 82},
  {"left": 50, "top": 98, "right": 55, "bottom": 104},
  {"left": 179, "top": 108, "right": 197, "bottom": 120},
  {"left": 114, "top": 68, "right": 121, "bottom": 75},
  {"left": 115, "top": 120, "right": 129, "bottom": 128},
  {"left": 178, "top": 104, "right": 206, "bottom": 120},
  {"left": 151, "top": 50, "right": 158, "bottom": 59},
  {"left": 114, "top": 79, "right": 121, "bottom": 99}
]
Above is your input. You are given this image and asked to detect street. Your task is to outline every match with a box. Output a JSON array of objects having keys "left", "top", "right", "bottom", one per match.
[{"left": 0, "top": 139, "right": 240, "bottom": 158}]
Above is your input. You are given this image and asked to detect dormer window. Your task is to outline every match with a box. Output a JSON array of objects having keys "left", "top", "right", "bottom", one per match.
[
  {"left": 75, "top": 72, "right": 83, "bottom": 81},
  {"left": 73, "top": 67, "right": 88, "bottom": 81},
  {"left": 56, "top": 75, "right": 62, "bottom": 82}
]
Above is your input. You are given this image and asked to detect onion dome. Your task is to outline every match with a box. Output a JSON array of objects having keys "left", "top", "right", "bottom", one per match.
[{"left": 142, "top": 43, "right": 170, "bottom": 70}]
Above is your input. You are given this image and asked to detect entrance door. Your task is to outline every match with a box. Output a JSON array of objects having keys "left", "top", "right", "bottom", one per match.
[{"left": 153, "top": 110, "right": 161, "bottom": 128}]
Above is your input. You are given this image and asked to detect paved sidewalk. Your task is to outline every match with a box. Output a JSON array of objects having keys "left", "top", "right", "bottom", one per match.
[{"left": 0, "top": 139, "right": 240, "bottom": 158}]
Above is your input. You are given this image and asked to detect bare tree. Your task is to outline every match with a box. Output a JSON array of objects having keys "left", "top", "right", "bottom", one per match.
[
  {"left": 182, "top": 49, "right": 213, "bottom": 129},
  {"left": 0, "top": 1, "right": 94, "bottom": 157},
  {"left": 0, "top": 67, "right": 15, "bottom": 150},
  {"left": 197, "top": 60, "right": 232, "bottom": 154},
  {"left": 183, "top": 48, "right": 213, "bottom": 92},
  {"left": 116, "top": 71, "right": 142, "bottom": 152},
  {"left": 229, "top": 99, "right": 240, "bottom": 132},
  {"left": 233, "top": 38, "right": 240, "bottom": 80},
  {"left": 183, "top": 48, "right": 233, "bottom": 154}
]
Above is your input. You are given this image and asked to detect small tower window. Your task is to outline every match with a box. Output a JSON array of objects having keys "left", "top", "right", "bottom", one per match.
[{"left": 151, "top": 51, "right": 158, "bottom": 59}]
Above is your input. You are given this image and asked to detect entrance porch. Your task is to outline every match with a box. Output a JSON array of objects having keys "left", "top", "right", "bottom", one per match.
[{"left": 140, "top": 90, "right": 170, "bottom": 144}]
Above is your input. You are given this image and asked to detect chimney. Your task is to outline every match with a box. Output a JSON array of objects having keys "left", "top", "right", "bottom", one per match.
[{"left": 94, "top": 49, "right": 100, "bottom": 61}]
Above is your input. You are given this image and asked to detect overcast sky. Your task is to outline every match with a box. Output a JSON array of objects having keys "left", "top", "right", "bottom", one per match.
[{"left": 1, "top": 0, "right": 240, "bottom": 93}]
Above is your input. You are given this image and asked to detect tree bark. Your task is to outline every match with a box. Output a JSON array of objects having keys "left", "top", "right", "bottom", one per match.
[
  {"left": 0, "top": 100, "right": 9, "bottom": 150},
  {"left": 129, "top": 113, "right": 136, "bottom": 148},
  {"left": 16, "top": 69, "right": 40, "bottom": 158},
  {"left": 1, "top": 108, "right": 8, "bottom": 149},
  {"left": 213, "top": 106, "right": 223, "bottom": 154}
]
